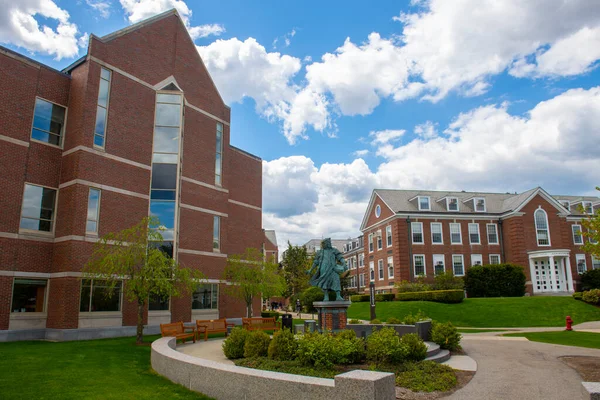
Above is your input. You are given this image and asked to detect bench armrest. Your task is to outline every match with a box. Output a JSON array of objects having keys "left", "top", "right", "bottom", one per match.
[{"left": 184, "top": 326, "right": 196, "bottom": 333}]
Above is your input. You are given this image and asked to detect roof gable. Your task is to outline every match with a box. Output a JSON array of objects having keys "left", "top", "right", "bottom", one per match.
[
  {"left": 511, "top": 187, "right": 569, "bottom": 214},
  {"left": 360, "top": 190, "right": 395, "bottom": 231}
]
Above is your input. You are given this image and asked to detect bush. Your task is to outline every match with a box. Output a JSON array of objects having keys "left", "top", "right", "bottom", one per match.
[
  {"left": 335, "top": 330, "right": 366, "bottom": 364},
  {"left": 431, "top": 322, "right": 461, "bottom": 351},
  {"left": 350, "top": 294, "right": 370, "bottom": 302},
  {"left": 464, "top": 263, "right": 526, "bottom": 297},
  {"left": 222, "top": 327, "right": 249, "bottom": 359},
  {"left": 299, "top": 287, "right": 324, "bottom": 313},
  {"left": 260, "top": 311, "right": 280, "bottom": 321},
  {"left": 370, "top": 319, "right": 382, "bottom": 324},
  {"left": 268, "top": 329, "right": 298, "bottom": 361},
  {"left": 433, "top": 272, "right": 464, "bottom": 291},
  {"left": 396, "top": 290, "right": 464, "bottom": 304},
  {"left": 573, "top": 292, "right": 583, "bottom": 301},
  {"left": 395, "top": 361, "right": 457, "bottom": 392},
  {"left": 348, "top": 319, "right": 363, "bottom": 324},
  {"left": 366, "top": 327, "right": 408, "bottom": 364},
  {"left": 375, "top": 293, "right": 395, "bottom": 302},
  {"left": 581, "top": 269, "right": 600, "bottom": 291},
  {"left": 296, "top": 332, "right": 338, "bottom": 368},
  {"left": 401, "top": 333, "right": 427, "bottom": 361},
  {"left": 402, "top": 310, "right": 429, "bottom": 325},
  {"left": 395, "top": 278, "right": 432, "bottom": 293},
  {"left": 244, "top": 331, "right": 271, "bottom": 358},
  {"left": 386, "top": 317, "right": 402, "bottom": 324},
  {"left": 582, "top": 289, "right": 600, "bottom": 305}
]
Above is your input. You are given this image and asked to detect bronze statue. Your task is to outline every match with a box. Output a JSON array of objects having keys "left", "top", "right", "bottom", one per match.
[{"left": 307, "top": 238, "right": 348, "bottom": 301}]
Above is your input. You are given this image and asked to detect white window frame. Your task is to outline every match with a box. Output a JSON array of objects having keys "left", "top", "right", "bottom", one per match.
[
  {"left": 359, "top": 273, "right": 365, "bottom": 288},
  {"left": 433, "top": 254, "right": 445, "bottom": 275},
  {"left": 450, "top": 222, "right": 462, "bottom": 244},
  {"left": 213, "top": 216, "right": 220, "bottom": 251},
  {"left": 452, "top": 254, "right": 465, "bottom": 276},
  {"left": 418, "top": 196, "right": 431, "bottom": 211},
  {"left": 369, "top": 261, "right": 375, "bottom": 282},
  {"left": 471, "top": 254, "right": 483, "bottom": 266},
  {"left": 411, "top": 222, "right": 424, "bottom": 244},
  {"left": 215, "top": 122, "right": 223, "bottom": 186},
  {"left": 368, "top": 233, "right": 374, "bottom": 253},
  {"left": 386, "top": 225, "right": 392, "bottom": 247},
  {"left": 474, "top": 197, "right": 486, "bottom": 212},
  {"left": 86, "top": 188, "right": 101, "bottom": 235},
  {"left": 560, "top": 200, "right": 570, "bottom": 211},
  {"left": 387, "top": 256, "right": 394, "bottom": 278},
  {"left": 583, "top": 201, "right": 593, "bottom": 214},
  {"left": 413, "top": 254, "right": 426, "bottom": 276},
  {"left": 489, "top": 254, "right": 501, "bottom": 265},
  {"left": 572, "top": 224, "right": 583, "bottom": 245},
  {"left": 359, "top": 253, "right": 364, "bottom": 268},
  {"left": 576, "top": 254, "right": 587, "bottom": 274},
  {"left": 589, "top": 229, "right": 598, "bottom": 245},
  {"left": 592, "top": 256, "right": 600, "bottom": 270},
  {"left": 378, "top": 259, "right": 384, "bottom": 280},
  {"left": 446, "top": 197, "right": 459, "bottom": 211},
  {"left": 375, "top": 204, "right": 381, "bottom": 218},
  {"left": 468, "top": 223, "right": 481, "bottom": 244},
  {"left": 377, "top": 230, "right": 383, "bottom": 250},
  {"left": 430, "top": 222, "right": 443, "bottom": 244},
  {"left": 534, "top": 208, "right": 551, "bottom": 246},
  {"left": 94, "top": 68, "right": 112, "bottom": 149},
  {"left": 486, "top": 223, "right": 499, "bottom": 245}
]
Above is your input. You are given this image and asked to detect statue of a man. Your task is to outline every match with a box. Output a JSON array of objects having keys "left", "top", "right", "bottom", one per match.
[{"left": 307, "top": 238, "right": 348, "bottom": 301}]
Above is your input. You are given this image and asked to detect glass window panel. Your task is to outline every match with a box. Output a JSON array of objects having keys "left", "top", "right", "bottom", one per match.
[
  {"left": 414, "top": 256, "right": 425, "bottom": 275},
  {"left": 31, "top": 129, "right": 60, "bottom": 146},
  {"left": 151, "top": 163, "right": 177, "bottom": 190},
  {"left": 152, "top": 153, "right": 178, "bottom": 163},
  {"left": 11, "top": 279, "right": 47, "bottom": 313},
  {"left": 412, "top": 223, "right": 423, "bottom": 243},
  {"left": 157, "top": 93, "right": 182, "bottom": 104},
  {"left": 20, "top": 184, "right": 56, "bottom": 232},
  {"left": 32, "top": 99, "right": 65, "bottom": 138},
  {"left": 211, "top": 284, "right": 218, "bottom": 309},
  {"left": 155, "top": 103, "right": 181, "bottom": 127},
  {"left": 98, "top": 79, "right": 110, "bottom": 108},
  {"left": 94, "top": 106, "right": 107, "bottom": 137},
  {"left": 149, "top": 241, "right": 174, "bottom": 258},
  {"left": 419, "top": 197, "right": 430, "bottom": 210},
  {"left": 213, "top": 216, "right": 220, "bottom": 249},
  {"left": 151, "top": 190, "right": 176, "bottom": 200},
  {"left": 217, "top": 122, "right": 223, "bottom": 133},
  {"left": 150, "top": 200, "right": 175, "bottom": 230},
  {"left": 94, "top": 134, "right": 104, "bottom": 147},
  {"left": 101, "top": 68, "right": 111, "bottom": 81},
  {"left": 216, "top": 131, "right": 222, "bottom": 153},
  {"left": 149, "top": 293, "right": 170, "bottom": 311},
  {"left": 453, "top": 256, "right": 464, "bottom": 276},
  {"left": 154, "top": 127, "right": 180, "bottom": 154},
  {"left": 90, "top": 281, "right": 121, "bottom": 312},
  {"left": 87, "top": 189, "right": 100, "bottom": 222},
  {"left": 192, "top": 284, "right": 215, "bottom": 310},
  {"left": 86, "top": 221, "right": 97, "bottom": 233},
  {"left": 80, "top": 280, "right": 92, "bottom": 312},
  {"left": 215, "top": 153, "right": 222, "bottom": 176}
]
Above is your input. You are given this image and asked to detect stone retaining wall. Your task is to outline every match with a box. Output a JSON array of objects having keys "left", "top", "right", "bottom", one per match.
[
  {"left": 347, "top": 320, "right": 432, "bottom": 341},
  {"left": 151, "top": 337, "right": 396, "bottom": 400}
]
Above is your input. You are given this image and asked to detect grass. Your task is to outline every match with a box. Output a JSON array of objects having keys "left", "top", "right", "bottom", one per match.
[
  {"left": 0, "top": 335, "right": 210, "bottom": 400},
  {"left": 348, "top": 297, "right": 600, "bottom": 327},
  {"left": 504, "top": 331, "right": 600, "bottom": 349}
]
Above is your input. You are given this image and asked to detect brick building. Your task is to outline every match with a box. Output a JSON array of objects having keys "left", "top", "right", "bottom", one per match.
[
  {"left": 358, "top": 188, "right": 599, "bottom": 295},
  {"left": 0, "top": 10, "right": 266, "bottom": 341}
]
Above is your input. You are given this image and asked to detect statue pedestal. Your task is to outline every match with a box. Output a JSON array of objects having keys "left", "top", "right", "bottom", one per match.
[{"left": 313, "top": 301, "right": 351, "bottom": 333}]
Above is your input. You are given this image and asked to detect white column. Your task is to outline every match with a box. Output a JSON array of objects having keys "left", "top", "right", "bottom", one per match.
[
  {"left": 565, "top": 256, "right": 574, "bottom": 293},
  {"left": 529, "top": 257, "right": 537, "bottom": 294},
  {"left": 549, "top": 256, "right": 557, "bottom": 292}
]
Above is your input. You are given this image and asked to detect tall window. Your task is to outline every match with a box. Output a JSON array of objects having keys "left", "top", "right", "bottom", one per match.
[
  {"left": 576, "top": 254, "right": 587, "bottom": 274},
  {"left": 433, "top": 254, "right": 445, "bottom": 275},
  {"left": 378, "top": 260, "right": 384, "bottom": 280},
  {"left": 592, "top": 256, "right": 600, "bottom": 270},
  {"left": 215, "top": 123, "right": 223, "bottom": 185},
  {"left": 487, "top": 223, "right": 498, "bottom": 244},
  {"left": 80, "top": 280, "right": 122, "bottom": 312},
  {"left": 474, "top": 198, "right": 486, "bottom": 212},
  {"left": 418, "top": 196, "right": 430, "bottom": 211},
  {"left": 31, "top": 98, "right": 66, "bottom": 146},
  {"left": 583, "top": 202, "right": 593, "bottom": 214},
  {"left": 572, "top": 224, "right": 583, "bottom": 245},
  {"left": 489, "top": 254, "right": 501, "bottom": 264},
  {"left": 387, "top": 256, "right": 394, "bottom": 278},
  {"left": 468, "top": 223, "right": 480, "bottom": 244},
  {"left": 192, "top": 284, "right": 218, "bottom": 310},
  {"left": 431, "top": 222, "right": 443, "bottom": 244},
  {"left": 452, "top": 255, "right": 465, "bottom": 276},
  {"left": 534, "top": 208, "right": 550, "bottom": 246},
  {"left": 11, "top": 279, "right": 47, "bottom": 313},
  {"left": 412, "top": 222, "right": 424, "bottom": 244},
  {"left": 386, "top": 225, "right": 392, "bottom": 247},
  {"left": 450, "top": 223, "right": 462, "bottom": 244},
  {"left": 94, "top": 68, "right": 112, "bottom": 147},
  {"left": 20, "top": 184, "right": 57, "bottom": 233},
  {"left": 471, "top": 254, "right": 483, "bottom": 266},
  {"left": 359, "top": 253, "right": 364, "bottom": 268},
  {"left": 359, "top": 273, "right": 365, "bottom": 287},
  {"left": 149, "top": 294, "right": 169, "bottom": 311},
  {"left": 413, "top": 255, "right": 425, "bottom": 276},
  {"left": 369, "top": 261, "right": 375, "bottom": 281},
  {"left": 368, "top": 233, "right": 374, "bottom": 252},
  {"left": 447, "top": 197, "right": 459, "bottom": 211},
  {"left": 86, "top": 188, "right": 101, "bottom": 234},
  {"left": 213, "top": 216, "right": 220, "bottom": 250},
  {"left": 377, "top": 231, "right": 382, "bottom": 250}
]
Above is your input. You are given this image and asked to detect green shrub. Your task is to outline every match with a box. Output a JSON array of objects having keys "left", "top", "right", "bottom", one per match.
[
  {"left": 374, "top": 293, "right": 395, "bottom": 302},
  {"left": 260, "top": 311, "right": 280, "bottom": 321},
  {"left": 581, "top": 269, "right": 600, "bottom": 291},
  {"left": 244, "top": 331, "right": 271, "bottom": 358},
  {"left": 431, "top": 322, "right": 462, "bottom": 351},
  {"left": 433, "top": 272, "right": 464, "bottom": 290},
  {"left": 464, "top": 263, "right": 526, "bottom": 297},
  {"left": 234, "top": 358, "right": 337, "bottom": 379},
  {"left": 268, "top": 329, "right": 298, "bottom": 361},
  {"left": 296, "top": 332, "right": 337, "bottom": 368},
  {"left": 334, "top": 330, "right": 366, "bottom": 364},
  {"left": 386, "top": 317, "right": 402, "bottom": 324},
  {"left": 370, "top": 319, "right": 382, "bottom": 324},
  {"left": 222, "top": 327, "right": 250, "bottom": 359},
  {"left": 348, "top": 319, "right": 362, "bottom": 324},
  {"left": 395, "top": 289, "right": 464, "bottom": 303},
  {"left": 299, "top": 287, "right": 325, "bottom": 313},
  {"left": 401, "top": 333, "right": 427, "bottom": 361},
  {"left": 402, "top": 310, "right": 429, "bottom": 325},
  {"left": 366, "top": 327, "right": 408, "bottom": 364},
  {"left": 395, "top": 361, "right": 457, "bottom": 392},
  {"left": 573, "top": 292, "right": 583, "bottom": 301},
  {"left": 395, "top": 278, "right": 432, "bottom": 293},
  {"left": 582, "top": 289, "right": 600, "bottom": 305},
  {"left": 350, "top": 294, "right": 370, "bottom": 302}
]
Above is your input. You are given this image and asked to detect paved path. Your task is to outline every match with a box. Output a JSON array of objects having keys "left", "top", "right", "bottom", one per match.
[
  {"left": 177, "top": 338, "right": 234, "bottom": 365},
  {"left": 446, "top": 337, "right": 600, "bottom": 400}
]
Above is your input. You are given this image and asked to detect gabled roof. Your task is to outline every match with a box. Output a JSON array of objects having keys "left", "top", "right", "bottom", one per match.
[
  {"left": 359, "top": 190, "right": 395, "bottom": 231},
  {"left": 264, "top": 230, "right": 278, "bottom": 247}
]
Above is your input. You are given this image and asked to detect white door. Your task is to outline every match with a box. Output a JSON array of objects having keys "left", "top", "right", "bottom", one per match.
[
  {"left": 533, "top": 259, "right": 553, "bottom": 292},
  {"left": 553, "top": 258, "right": 566, "bottom": 292}
]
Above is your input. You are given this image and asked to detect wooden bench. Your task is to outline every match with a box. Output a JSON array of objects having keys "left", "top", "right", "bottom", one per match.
[
  {"left": 242, "top": 317, "right": 281, "bottom": 332},
  {"left": 160, "top": 322, "right": 196, "bottom": 344},
  {"left": 195, "top": 319, "right": 235, "bottom": 341}
]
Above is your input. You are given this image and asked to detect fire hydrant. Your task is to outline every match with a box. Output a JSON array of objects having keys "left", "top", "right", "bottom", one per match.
[{"left": 565, "top": 316, "right": 573, "bottom": 331}]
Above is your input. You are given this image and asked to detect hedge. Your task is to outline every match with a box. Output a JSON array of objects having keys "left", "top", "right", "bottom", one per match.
[
  {"left": 581, "top": 269, "right": 600, "bottom": 291},
  {"left": 464, "top": 263, "right": 526, "bottom": 298},
  {"left": 375, "top": 293, "right": 395, "bottom": 302},
  {"left": 395, "top": 289, "right": 464, "bottom": 304},
  {"left": 350, "top": 295, "right": 370, "bottom": 302},
  {"left": 350, "top": 294, "right": 395, "bottom": 302},
  {"left": 260, "top": 311, "right": 280, "bottom": 321}
]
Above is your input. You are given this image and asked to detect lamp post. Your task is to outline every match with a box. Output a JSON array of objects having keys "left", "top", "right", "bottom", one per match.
[{"left": 369, "top": 282, "right": 376, "bottom": 321}]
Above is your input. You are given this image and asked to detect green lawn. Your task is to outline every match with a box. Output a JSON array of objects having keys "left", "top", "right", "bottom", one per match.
[
  {"left": 348, "top": 297, "right": 600, "bottom": 327},
  {"left": 504, "top": 331, "right": 600, "bottom": 349},
  {"left": 0, "top": 336, "right": 210, "bottom": 400}
]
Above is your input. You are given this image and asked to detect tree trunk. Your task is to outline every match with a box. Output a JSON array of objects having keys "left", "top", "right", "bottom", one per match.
[{"left": 136, "top": 301, "right": 144, "bottom": 345}]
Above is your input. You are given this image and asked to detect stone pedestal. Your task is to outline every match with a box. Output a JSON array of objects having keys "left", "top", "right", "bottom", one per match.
[{"left": 313, "top": 301, "right": 351, "bottom": 333}]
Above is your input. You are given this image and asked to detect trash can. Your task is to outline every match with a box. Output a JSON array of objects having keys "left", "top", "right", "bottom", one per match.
[{"left": 281, "top": 314, "right": 293, "bottom": 332}]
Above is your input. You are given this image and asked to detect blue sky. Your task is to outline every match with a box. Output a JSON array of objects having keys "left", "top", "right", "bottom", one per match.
[{"left": 3, "top": 0, "right": 600, "bottom": 250}]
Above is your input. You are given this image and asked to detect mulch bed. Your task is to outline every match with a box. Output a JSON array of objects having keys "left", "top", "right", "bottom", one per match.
[{"left": 560, "top": 356, "right": 600, "bottom": 382}]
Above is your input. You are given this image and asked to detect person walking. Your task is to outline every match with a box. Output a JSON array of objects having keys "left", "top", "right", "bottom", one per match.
[{"left": 296, "top": 298, "right": 301, "bottom": 317}]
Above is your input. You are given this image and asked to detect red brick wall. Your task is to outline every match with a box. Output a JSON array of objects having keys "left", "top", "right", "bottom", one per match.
[
  {"left": 46, "top": 277, "right": 80, "bottom": 329},
  {"left": 170, "top": 293, "right": 191, "bottom": 323},
  {"left": 0, "top": 277, "right": 12, "bottom": 330},
  {"left": 364, "top": 195, "right": 395, "bottom": 229}
]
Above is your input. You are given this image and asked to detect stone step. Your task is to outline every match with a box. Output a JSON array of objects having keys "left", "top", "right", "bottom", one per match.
[
  {"left": 425, "top": 349, "right": 451, "bottom": 363},
  {"left": 425, "top": 341, "right": 440, "bottom": 357}
]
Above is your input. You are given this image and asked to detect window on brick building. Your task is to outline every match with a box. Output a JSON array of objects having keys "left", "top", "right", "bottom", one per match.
[
  {"left": 94, "top": 68, "right": 112, "bottom": 148},
  {"left": 418, "top": 196, "right": 431, "bottom": 211},
  {"left": 534, "top": 208, "right": 550, "bottom": 246},
  {"left": 148, "top": 294, "right": 169, "bottom": 311},
  {"left": 468, "top": 223, "right": 480, "bottom": 244},
  {"left": 489, "top": 254, "right": 501, "bottom": 264},
  {"left": 11, "top": 279, "right": 47, "bottom": 313},
  {"left": 411, "top": 222, "right": 424, "bottom": 244},
  {"left": 369, "top": 261, "right": 375, "bottom": 281},
  {"left": 590, "top": 229, "right": 598, "bottom": 245},
  {"left": 592, "top": 256, "right": 600, "bottom": 270},
  {"left": 192, "top": 284, "right": 218, "bottom": 310},
  {"left": 387, "top": 256, "right": 394, "bottom": 278},
  {"left": 452, "top": 255, "right": 465, "bottom": 276},
  {"left": 583, "top": 201, "right": 593, "bottom": 214},
  {"left": 386, "top": 225, "right": 392, "bottom": 247},
  {"left": 86, "top": 188, "right": 101, "bottom": 234},
  {"left": 20, "top": 183, "right": 57, "bottom": 233},
  {"left": 213, "top": 216, "right": 220, "bottom": 250},
  {"left": 31, "top": 98, "right": 66, "bottom": 147},
  {"left": 471, "top": 254, "right": 483, "bottom": 266},
  {"left": 413, "top": 255, "right": 425, "bottom": 276},
  {"left": 487, "top": 223, "right": 498, "bottom": 244},
  {"left": 447, "top": 197, "right": 459, "bottom": 211},
  {"left": 368, "top": 233, "right": 374, "bottom": 252},
  {"left": 572, "top": 224, "right": 583, "bottom": 245},
  {"left": 215, "top": 123, "right": 223, "bottom": 186},
  {"left": 377, "top": 230, "right": 383, "bottom": 250},
  {"left": 431, "top": 222, "right": 443, "bottom": 244},
  {"left": 359, "top": 253, "right": 364, "bottom": 268},
  {"left": 80, "top": 280, "right": 122, "bottom": 312},
  {"left": 359, "top": 273, "right": 365, "bottom": 288},
  {"left": 474, "top": 198, "right": 486, "bottom": 212},
  {"left": 378, "top": 259, "right": 384, "bottom": 280},
  {"left": 450, "top": 223, "right": 462, "bottom": 244},
  {"left": 433, "top": 254, "right": 445, "bottom": 275},
  {"left": 576, "top": 254, "right": 587, "bottom": 274}
]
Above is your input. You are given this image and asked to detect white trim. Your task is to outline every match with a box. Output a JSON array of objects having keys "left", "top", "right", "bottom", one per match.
[
  {"left": 486, "top": 223, "right": 499, "bottom": 245},
  {"left": 385, "top": 225, "right": 392, "bottom": 248},
  {"left": 377, "top": 259, "right": 384, "bottom": 280},
  {"left": 489, "top": 254, "right": 501, "bottom": 264},
  {"left": 527, "top": 249, "right": 571, "bottom": 257},
  {"left": 228, "top": 199, "right": 261, "bottom": 211},
  {"left": 452, "top": 254, "right": 465, "bottom": 276},
  {"left": 449, "top": 222, "right": 462, "bottom": 245},
  {"left": 181, "top": 176, "right": 228, "bottom": 193},
  {"left": 575, "top": 254, "right": 588, "bottom": 274},
  {"left": 471, "top": 254, "right": 483, "bottom": 266},
  {"left": 180, "top": 203, "right": 228, "bottom": 218},
  {"left": 62, "top": 145, "right": 152, "bottom": 170},
  {"left": 468, "top": 223, "right": 481, "bottom": 245},
  {"left": 433, "top": 254, "right": 445, "bottom": 275},
  {"left": 360, "top": 191, "right": 395, "bottom": 231},
  {"left": 361, "top": 212, "right": 501, "bottom": 233},
  {"left": 184, "top": 100, "right": 230, "bottom": 127},
  {"left": 178, "top": 248, "right": 228, "bottom": 258},
  {"left": 473, "top": 197, "right": 486, "bottom": 212},
  {"left": 413, "top": 254, "right": 426, "bottom": 276},
  {"left": 417, "top": 196, "right": 431, "bottom": 211},
  {"left": 430, "top": 222, "right": 443, "bottom": 244},
  {"left": 534, "top": 207, "right": 551, "bottom": 247},
  {"left": 446, "top": 197, "right": 459, "bottom": 212},
  {"left": 59, "top": 179, "right": 149, "bottom": 200},
  {"left": 387, "top": 256, "right": 394, "bottom": 279},
  {"left": 375, "top": 204, "right": 381, "bottom": 218},
  {"left": 572, "top": 224, "right": 583, "bottom": 245},
  {"left": 0, "top": 271, "right": 83, "bottom": 278},
  {"left": 513, "top": 187, "right": 570, "bottom": 215},
  {"left": 411, "top": 222, "right": 424, "bottom": 244},
  {"left": 0, "top": 134, "right": 29, "bottom": 147},
  {"left": 369, "top": 261, "right": 375, "bottom": 282}
]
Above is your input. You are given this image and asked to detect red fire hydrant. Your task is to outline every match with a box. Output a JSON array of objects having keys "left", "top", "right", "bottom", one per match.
[{"left": 565, "top": 316, "right": 573, "bottom": 331}]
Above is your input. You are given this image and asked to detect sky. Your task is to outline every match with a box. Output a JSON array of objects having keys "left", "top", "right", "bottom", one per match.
[{"left": 3, "top": 0, "right": 600, "bottom": 254}]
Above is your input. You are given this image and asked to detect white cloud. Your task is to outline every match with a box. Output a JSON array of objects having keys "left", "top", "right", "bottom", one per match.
[
  {"left": 273, "top": 29, "right": 296, "bottom": 49},
  {"left": 0, "top": 0, "right": 87, "bottom": 60},
  {"left": 414, "top": 121, "right": 437, "bottom": 140},
  {"left": 353, "top": 149, "right": 369, "bottom": 157},
  {"left": 86, "top": 0, "right": 111, "bottom": 18},
  {"left": 368, "top": 129, "right": 405, "bottom": 145},
  {"left": 119, "top": 0, "right": 224, "bottom": 39}
]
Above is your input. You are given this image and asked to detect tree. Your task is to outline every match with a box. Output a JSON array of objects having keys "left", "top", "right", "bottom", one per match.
[
  {"left": 85, "top": 217, "right": 203, "bottom": 345},
  {"left": 224, "top": 248, "right": 285, "bottom": 317},
  {"left": 280, "top": 242, "right": 311, "bottom": 298},
  {"left": 581, "top": 186, "right": 600, "bottom": 261}
]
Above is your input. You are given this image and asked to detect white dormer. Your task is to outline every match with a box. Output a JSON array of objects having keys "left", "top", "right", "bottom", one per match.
[
  {"left": 583, "top": 201, "right": 593, "bottom": 214},
  {"left": 447, "top": 197, "right": 459, "bottom": 211},
  {"left": 474, "top": 197, "right": 486, "bottom": 212},
  {"left": 560, "top": 200, "right": 570, "bottom": 211},
  {"left": 418, "top": 196, "right": 431, "bottom": 211}
]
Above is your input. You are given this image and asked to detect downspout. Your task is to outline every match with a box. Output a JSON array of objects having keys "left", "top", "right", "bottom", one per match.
[
  {"left": 498, "top": 219, "right": 506, "bottom": 263},
  {"left": 407, "top": 217, "right": 413, "bottom": 282}
]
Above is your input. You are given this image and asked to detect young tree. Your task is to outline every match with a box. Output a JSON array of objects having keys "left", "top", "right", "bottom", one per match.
[
  {"left": 224, "top": 248, "right": 285, "bottom": 317},
  {"left": 581, "top": 186, "right": 600, "bottom": 260},
  {"left": 280, "top": 242, "right": 311, "bottom": 298},
  {"left": 85, "top": 217, "right": 203, "bottom": 345}
]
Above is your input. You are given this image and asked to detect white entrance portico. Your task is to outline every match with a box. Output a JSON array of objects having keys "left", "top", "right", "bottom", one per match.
[{"left": 528, "top": 250, "right": 574, "bottom": 294}]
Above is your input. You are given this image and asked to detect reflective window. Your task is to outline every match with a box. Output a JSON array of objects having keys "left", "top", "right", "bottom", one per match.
[
  {"left": 151, "top": 164, "right": 177, "bottom": 190},
  {"left": 150, "top": 201, "right": 175, "bottom": 240},
  {"left": 468, "top": 223, "right": 480, "bottom": 244},
  {"left": 213, "top": 216, "right": 220, "bottom": 250},
  {"left": 31, "top": 98, "right": 66, "bottom": 146},
  {"left": 576, "top": 254, "right": 587, "bottom": 274},
  {"left": 534, "top": 209, "right": 550, "bottom": 246},
  {"left": 447, "top": 197, "right": 459, "bottom": 211},
  {"left": 452, "top": 255, "right": 465, "bottom": 276},
  {"left": 411, "top": 222, "right": 424, "bottom": 244},
  {"left": 149, "top": 293, "right": 170, "bottom": 311},
  {"left": 414, "top": 255, "right": 425, "bottom": 276},
  {"left": 572, "top": 224, "right": 583, "bottom": 245},
  {"left": 433, "top": 254, "right": 445, "bottom": 275},
  {"left": 431, "top": 222, "right": 443, "bottom": 244},
  {"left": 418, "top": 196, "right": 430, "bottom": 211},
  {"left": 386, "top": 225, "right": 392, "bottom": 246},
  {"left": 387, "top": 256, "right": 394, "bottom": 278},
  {"left": 487, "top": 224, "right": 498, "bottom": 244},
  {"left": 215, "top": 123, "right": 223, "bottom": 185},
  {"left": 149, "top": 241, "right": 174, "bottom": 258},
  {"left": 94, "top": 68, "right": 111, "bottom": 147},
  {"left": 20, "top": 184, "right": 57, "bottom": 232},
  {"left": 378, "top": 259, "right": 384, "bottom": 279},
  {"left": 192, "top": 284, "right": 218, "bottom": 310},
  {"left": 11, "top": 279, "right": 47, "bottom": 313},
  {"left": 86, "top": 188, "right": 100, "bottom": 234},
  {"left": 80, "top": 280, "right": 121, "bottom": 312},
  {"left": 489, "top": 254, "right": 501, "bottom": 265},
  {"left": 450, "top": 223, "right": 462, "bottom": 244},
  {"left": 156, "top": 103, "right": 181, "bottom": 127}
]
